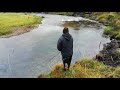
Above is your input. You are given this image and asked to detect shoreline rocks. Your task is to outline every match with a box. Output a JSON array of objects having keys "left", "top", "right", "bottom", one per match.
[{"left": 96, "top": 39, "right": 120, "bottom": 67}]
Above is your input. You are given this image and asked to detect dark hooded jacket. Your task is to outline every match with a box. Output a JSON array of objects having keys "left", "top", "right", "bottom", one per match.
[{"left": 57, "top": 33, "right": 73, "bottom": 58}]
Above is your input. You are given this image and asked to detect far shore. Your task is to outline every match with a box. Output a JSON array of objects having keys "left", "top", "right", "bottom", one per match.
[
  {"left": 0, "top": 13, "right": 43, "bottom": 38},
  {"left": 0, "top": 25, "right": 39, "bottom": 38}
]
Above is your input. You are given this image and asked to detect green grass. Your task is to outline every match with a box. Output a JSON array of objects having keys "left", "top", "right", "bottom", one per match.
[
  {"left": 104, "top": 26, "right": 116, "bottom": 35},
  {"left": 84, "top": 12, "right": 120, "bottom": 40},
  {"left": 0, "top": 13, "right": 43, "bottom": 36},
  {"left": 38, "top": 58, "right": 120, "bottom": 78},
  {"left": 0, "top": 29, "right": 13, "bottom": 36}
]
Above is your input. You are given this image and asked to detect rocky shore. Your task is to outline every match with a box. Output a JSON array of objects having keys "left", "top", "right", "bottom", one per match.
[{"left": 96, "top": 39, "right": 120, "bottom": 67}]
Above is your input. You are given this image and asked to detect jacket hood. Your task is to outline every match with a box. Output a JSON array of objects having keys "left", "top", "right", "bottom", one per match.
[{"left": 62, "top": 33, "right": 72, "bottom": 41}]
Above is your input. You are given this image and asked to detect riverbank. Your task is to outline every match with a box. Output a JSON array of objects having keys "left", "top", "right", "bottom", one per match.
[
  {"left": 0, "top": 13, "right": 43, "bottom": 38},
  {"left": 38, "top": 12, "right": 120, "bottom": 78},
  {"left": 46, "top": 12, "right": 120, "bottom": 39},
  {"left": 38, "top": 58, "right": 120, "bottom": 78},
  {"left": 83, "top": 12, "right": 120, "bottom": 67},
  {"left": 82, "top": 12, "right": 120, "bottom": 40}
]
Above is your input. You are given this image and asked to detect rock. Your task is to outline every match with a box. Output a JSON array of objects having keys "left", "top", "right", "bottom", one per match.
[{"left": 96, "top": 39, "right": 120, "bottom": 67}]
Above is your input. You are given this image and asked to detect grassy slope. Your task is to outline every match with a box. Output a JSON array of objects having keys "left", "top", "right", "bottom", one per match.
[
  {"left": 38, "top": 58, "right": 120, "bottom": 78},
  {"left": 85, "top": 12, "right": 120, "bottom": 39},
  {"left": 0, "top": 13, "right": 42, "bottom": 36}
]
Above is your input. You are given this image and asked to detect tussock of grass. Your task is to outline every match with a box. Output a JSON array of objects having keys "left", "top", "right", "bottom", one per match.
[
  {"left": 38, "top": 58, "right": 120, "bottom": 78},
  {"left": 0, "top": 13, "right": 42, "bottom": 36},
  {"left": 104, "top": 26, "right": 116, "bottom": 35}
]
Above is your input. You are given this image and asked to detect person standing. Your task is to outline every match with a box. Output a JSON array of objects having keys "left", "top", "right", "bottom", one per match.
[{"left": 57, "top": 27, "right": 73, "bottom": 71}]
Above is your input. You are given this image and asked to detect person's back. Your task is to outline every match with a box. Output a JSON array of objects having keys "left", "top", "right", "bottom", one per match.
[
  {"left": 58, "top": 33, "right": 73, "bottom": 57},
  {"left": 57, "top": 27, "right": 73, "bottom": 71}
]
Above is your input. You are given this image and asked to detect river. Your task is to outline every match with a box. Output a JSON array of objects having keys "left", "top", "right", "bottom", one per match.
[{"left": 0, "top": 13, "right": 110, "bottom": 78}]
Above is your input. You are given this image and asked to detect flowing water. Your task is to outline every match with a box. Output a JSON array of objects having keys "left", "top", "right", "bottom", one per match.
[{"left": 0, "top": 14, "right": 110, "bottom": 78}]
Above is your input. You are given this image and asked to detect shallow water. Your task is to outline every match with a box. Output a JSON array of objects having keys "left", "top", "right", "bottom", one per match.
[{"left": 0, "top": 14, "right": 110, "bottom": 78}]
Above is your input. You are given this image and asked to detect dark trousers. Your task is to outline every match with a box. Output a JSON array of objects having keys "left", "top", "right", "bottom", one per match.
[{"left": 62, "top": 56, "right": 72, "bottom": 69}]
